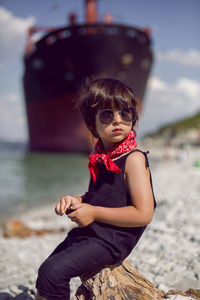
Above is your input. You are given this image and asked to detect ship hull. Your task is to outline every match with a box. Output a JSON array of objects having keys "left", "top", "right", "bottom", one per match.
[{"left": 23, "top": 23, "right": 153, "bottom": 152}]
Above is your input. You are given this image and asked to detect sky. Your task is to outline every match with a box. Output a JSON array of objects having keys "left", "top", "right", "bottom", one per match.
[{"left": 0, "top": 0, "right": 200, "bottom": 142}]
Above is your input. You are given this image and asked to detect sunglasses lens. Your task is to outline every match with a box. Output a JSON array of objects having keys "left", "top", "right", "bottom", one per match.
[
  {"left": 99, "top": 110, "right": 114, "bottom": 125},
  {"left": 99, "top": 108, "right": 136, "bottom": 124},
  {"left": 121, "top": 108, "right": 134, "bottom": 122}
]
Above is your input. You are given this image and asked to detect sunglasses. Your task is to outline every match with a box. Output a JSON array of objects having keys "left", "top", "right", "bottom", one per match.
[{"left": 98, "top": 107, "right": 136, "bottom": 125}]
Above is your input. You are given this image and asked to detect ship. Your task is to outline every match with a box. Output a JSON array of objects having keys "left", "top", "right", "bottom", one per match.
[{"left": 23, "top": 0, "right": 153, "bottom": 152}]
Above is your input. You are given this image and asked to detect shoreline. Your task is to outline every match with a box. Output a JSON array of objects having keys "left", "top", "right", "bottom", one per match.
[{"left": 0, "top": 147, "right": 200, "bottom": 299}]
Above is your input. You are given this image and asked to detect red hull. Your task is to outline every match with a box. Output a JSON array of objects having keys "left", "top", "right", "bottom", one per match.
[{"left": 26, "top": 93, "right": 93, "bottom": 152}]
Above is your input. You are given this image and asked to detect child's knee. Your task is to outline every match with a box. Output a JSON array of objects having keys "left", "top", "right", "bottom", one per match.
[
  {"left": 38, "top": 260, "right": 52, "bottom": 280},
  {"left": 37, "top": 260, "right": 64, "bottom": 289},
  {"left": 37, "top": 259, "right": 60, "bottom": 284},
  {"left": 36, "top": 259, "right": 70, "bottom": 299}
]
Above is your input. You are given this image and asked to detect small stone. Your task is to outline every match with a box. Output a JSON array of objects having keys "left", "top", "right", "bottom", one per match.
[
  {"left": 174, "top": 278, "right": 200, "bottom": 291},
  {"left": 157, "top": 283, "right": 169, "bottom": 293},
  {"left": 166, "top": 296, "right": 191, "bottom": 300},
  {"left": 18, "top": 285, "right": 28, "bottom": 292},
  {"left": 9, "top": 285, "right": 20, "bottom": 295}
]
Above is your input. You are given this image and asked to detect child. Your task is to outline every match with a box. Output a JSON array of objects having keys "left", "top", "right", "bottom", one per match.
[{"left": 36, "top": 78, "right": 156, "bottom": 300}]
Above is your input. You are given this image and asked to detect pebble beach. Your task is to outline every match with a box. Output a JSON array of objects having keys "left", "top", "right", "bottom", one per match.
[{"left": 0, "top": 146, "right": 200, "bottom": 300}]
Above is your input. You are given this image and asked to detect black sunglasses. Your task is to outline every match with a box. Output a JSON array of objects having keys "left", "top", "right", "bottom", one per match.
[{"left": 98, "top": 107, "right": 136, "bottom": 125}]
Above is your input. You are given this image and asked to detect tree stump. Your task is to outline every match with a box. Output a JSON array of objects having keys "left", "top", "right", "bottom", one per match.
[{"left": 73, "top": 259, "right": 164, "bottom": 300}]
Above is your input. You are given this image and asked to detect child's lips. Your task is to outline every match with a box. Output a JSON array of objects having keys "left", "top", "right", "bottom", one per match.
[{"left": 113, "top": 128, "right": 123, "bottom": 133}]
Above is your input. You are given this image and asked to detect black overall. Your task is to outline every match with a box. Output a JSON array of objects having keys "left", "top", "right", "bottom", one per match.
[{"left": 36, "top": 150, "right": 156, "bottom": 300}]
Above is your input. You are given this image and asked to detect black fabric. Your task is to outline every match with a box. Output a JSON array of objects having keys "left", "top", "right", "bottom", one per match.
[
  {"left": 36, "top": 149, "right": 156, "bottom": 299},
  {"left": 69, "top": 149, "right": 156, "bottom": 261},
  {"left": 36, "top": 236, "right": 116, "bottom": 300}
]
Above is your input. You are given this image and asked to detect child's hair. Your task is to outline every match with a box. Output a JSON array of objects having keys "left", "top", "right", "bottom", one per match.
[{"left": 77, "top": 77, "right": 139, "bottom": 138}]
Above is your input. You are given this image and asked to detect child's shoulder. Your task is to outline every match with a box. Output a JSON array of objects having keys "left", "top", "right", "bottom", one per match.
[
  {"left": 113, "top": 149, "right": 147, "bottom": 162},
  {"left": 126, "top": 149, "right": 149, "bottom": 169},
  {"left": 127, "top": 149, "right": 146, "bottom": 160}
]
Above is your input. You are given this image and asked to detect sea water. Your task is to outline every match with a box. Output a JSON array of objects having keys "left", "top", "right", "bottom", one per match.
[{"left": 0, "top": 141, "right": 89, "bottom": 222}]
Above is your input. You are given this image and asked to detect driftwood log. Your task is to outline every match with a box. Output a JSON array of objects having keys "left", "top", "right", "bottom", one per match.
[
  {"left": 73, "top": 259, "right": 200, "bottom": 300},
  {"left": 2, "top": 220, "right": 65, "bottom": 238},
  {"left": 73, "top": 259, "right": 164, "bottom": 300}
]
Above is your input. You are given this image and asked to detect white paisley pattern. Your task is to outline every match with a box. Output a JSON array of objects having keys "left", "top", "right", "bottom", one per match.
[{"left": 88, "top": 130, "right": 137, "bottom": 182}]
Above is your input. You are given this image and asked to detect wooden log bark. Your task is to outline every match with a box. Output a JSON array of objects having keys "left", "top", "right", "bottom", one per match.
[
  {"left": 73, "top": 259, "right": 164, "bottom": 300},
  {"left": 165, "top": 289, "right": 200, "bottom": 299}
]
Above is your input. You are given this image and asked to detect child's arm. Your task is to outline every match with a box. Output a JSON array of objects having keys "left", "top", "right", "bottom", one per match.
[
  {"left": 55, "top": 195, "right": 82, "bottom": 216},
  {"left": 68, "top": 152, "right": 154, "bottom": 227}
]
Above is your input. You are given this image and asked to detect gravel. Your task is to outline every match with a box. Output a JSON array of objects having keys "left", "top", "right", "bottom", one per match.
[{"left": 0, "top": 148, "right": 199, "bottom": 299}]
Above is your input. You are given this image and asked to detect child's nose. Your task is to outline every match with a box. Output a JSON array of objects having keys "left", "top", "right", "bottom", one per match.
[{"left": 113, "top": 112, "right": 122, "bottom": 123}]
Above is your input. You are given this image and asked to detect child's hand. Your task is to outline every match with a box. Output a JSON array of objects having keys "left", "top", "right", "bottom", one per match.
[
  {"left": 55, "top": 195, "right": 81, "bottom": 216},
  {"left": 67, "top": 202, "right": 96, "bottom": 227}
]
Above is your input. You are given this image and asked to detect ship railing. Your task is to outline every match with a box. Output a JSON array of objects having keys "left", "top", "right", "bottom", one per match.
[{"left": 25, "top": 23, "right": 152, "bottom": 55}]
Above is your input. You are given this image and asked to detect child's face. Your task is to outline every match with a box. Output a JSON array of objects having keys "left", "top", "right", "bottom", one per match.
[{"left": 95, "top": 106, "right": 133, "bottom": 150}]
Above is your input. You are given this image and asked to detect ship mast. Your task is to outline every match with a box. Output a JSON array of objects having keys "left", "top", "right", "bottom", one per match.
[{"left": 85, "top": 0, "right": 98, "bottom": 23}]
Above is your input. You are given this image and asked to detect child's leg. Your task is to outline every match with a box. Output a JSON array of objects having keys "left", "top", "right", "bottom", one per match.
[{"left": 36, "top": 237, "right": 116, "bottom": 300}]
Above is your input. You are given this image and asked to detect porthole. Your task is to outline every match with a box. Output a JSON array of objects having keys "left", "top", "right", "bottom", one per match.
[
  {"left": 78, "top": 27, "right": 87, "bottom": 35},
  {"left": 138, "top": 35, "right": 146, "bottom": 44},
  {"left": 106, "top": 27, "right": 118, "bottom": 35},
  {"left": 121, "top": 53, "right": 134, "bottom": 66},
  {"left": 126, "top": 30, "right": 136, "bottom": 38},
  {"left": 31, "top": 58, "right": 43, "bottom": 70},
  {"left": 141, "top": 59, "right": 150, "bottom": 70},
  {"left": 59, "top": 30, "right": 71, "bottom": 38},
  {"left": 64, "top": 72, "right": 74, "bottom": 81},
  {"left": 46, "top": 35, "right": 57, "bottom": 45}
]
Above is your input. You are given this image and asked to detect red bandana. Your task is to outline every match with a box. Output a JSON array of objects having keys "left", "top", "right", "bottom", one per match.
[{"left": 88, "top": 130, "right": 137, "bottom": 183}]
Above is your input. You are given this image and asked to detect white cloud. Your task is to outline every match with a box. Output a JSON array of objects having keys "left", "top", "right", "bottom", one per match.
[
  {"left": 147, "top": 77, "right": 168, "bottom": 91},
  {"left": 0, "top": 92, "right": 27, "bottom": 141},
  {"left": 0, "top": 6, "right": 36, "bottom": 68},
  {"left": 176, "top": 78, "right": 200, "bottom": 98},
  {"left": 157, "top": 49, "right": 200, "bottom": 67},
  {"left": 138, "top": 76, "right": 200, "bottom": 137}
]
